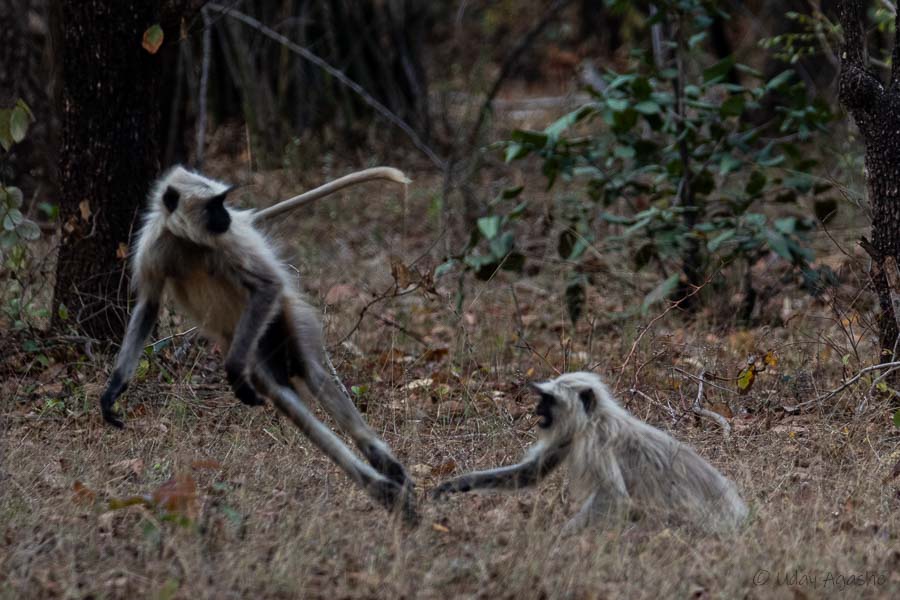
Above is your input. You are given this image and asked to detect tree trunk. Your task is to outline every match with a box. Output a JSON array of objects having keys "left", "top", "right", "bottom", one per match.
[
  {"left": 51, "top": 1, "right": 164, "bottom": 340},
  {"left": 837, "top": 0, "right": 900, "bottom": 359},
  {"left": 0, "top": 0, "right": 55, "bottom": 207}
]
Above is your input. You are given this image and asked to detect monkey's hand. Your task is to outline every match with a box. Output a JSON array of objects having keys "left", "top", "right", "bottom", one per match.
[
  {"left": 99, "top": 374, "right": 128, "bottom": 428},
  {"left": 226, "top": 361, "right": 265, "bottom": 406}
]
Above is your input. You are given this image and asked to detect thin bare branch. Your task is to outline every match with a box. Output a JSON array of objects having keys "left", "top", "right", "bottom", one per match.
[
  {"left": 206, "top": 2, "right": 445, "bottom": 170},
  {"left": 467, "top": 0, "right": 576, "bottom": 147}
]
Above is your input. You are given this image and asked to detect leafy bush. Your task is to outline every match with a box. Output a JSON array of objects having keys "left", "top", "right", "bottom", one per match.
[{"left": 452, "top": 1, "right": 836, "bottom": 323}]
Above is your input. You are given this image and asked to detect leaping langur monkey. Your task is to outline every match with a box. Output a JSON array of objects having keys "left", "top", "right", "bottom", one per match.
[
  {"left": 433, "top": 372, "right": 747, "bottom": 534},
  {"left": 99, "top": 166, "right": 417, "bottom": 524}
]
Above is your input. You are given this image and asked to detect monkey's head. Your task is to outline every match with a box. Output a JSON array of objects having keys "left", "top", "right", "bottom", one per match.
[
  {"left": 529, "top": 372, "right": 617, "bottom": 438},
  {"left": 152, "top": 166, "right": 236, "bottom": 244}
]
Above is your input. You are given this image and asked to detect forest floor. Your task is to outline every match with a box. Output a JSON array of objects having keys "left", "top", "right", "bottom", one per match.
[{"left": 2, "top": 144, "right": 900, "bottom": 599}]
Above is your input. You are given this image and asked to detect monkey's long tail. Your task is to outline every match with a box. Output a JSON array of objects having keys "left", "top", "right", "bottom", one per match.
[{"left": 251, "top": 167, "right": 410, "bottom": 223}]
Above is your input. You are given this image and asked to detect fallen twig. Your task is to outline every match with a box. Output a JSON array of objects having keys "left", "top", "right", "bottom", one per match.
[{"left": 691, "top": 370, "right": 732, "bottom": 436}]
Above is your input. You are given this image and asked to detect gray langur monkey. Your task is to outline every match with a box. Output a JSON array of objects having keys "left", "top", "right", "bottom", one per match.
[
  {"left": 99, "top": 165, "right": 416, "bottom": 523},
  {"left": 433, "top": 372, "right": 747, "bottom": 534}
]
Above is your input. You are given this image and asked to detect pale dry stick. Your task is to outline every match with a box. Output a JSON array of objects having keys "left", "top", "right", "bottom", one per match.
[
  {"left": 690, "top": 370, "right": 732, "bottom": 436},
  {"left": 782, "top": 360, "right": 900, "bottom": 411},
  {"left": 206, "top": 2, "right": 445, "bottom": 170}
]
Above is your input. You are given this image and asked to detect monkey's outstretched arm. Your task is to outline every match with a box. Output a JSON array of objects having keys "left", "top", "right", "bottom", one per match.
[
  {"left": 432, "top": 441, "right": 571, "bottom": 498},
  {"left": 251, "top": 167, "right": 409, "bottom": 223},
  {"left": 100, "top": 292, "right": 162, "bottom": 427}
]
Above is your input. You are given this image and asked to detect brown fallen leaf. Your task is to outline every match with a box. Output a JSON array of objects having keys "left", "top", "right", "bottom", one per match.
[
  {"left": 431, "top": 459, "right": 457, "bottom": 477},
  {"left": 72, "top": 481, "right": 96, "bottom": 506}
]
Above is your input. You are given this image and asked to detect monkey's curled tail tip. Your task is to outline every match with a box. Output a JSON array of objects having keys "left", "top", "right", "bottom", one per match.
[{"left": 382, "top": 167, "right": 412, "bottom": 185}]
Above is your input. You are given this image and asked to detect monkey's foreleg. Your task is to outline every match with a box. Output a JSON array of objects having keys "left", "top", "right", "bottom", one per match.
[
  {"left": 304, "top": 359, "right": 413, "bottom": 491},
  {"left": 252, "top": 368, "right": 419, "bottom": 526},
  {"left": 100, "top": 297, "right": 161, "bottom": 427},
  {"left": 562, "top": 451, "right": 630, "bottom": 535},
  {"left": 432, "top": 441, "right": 570, "bottom": 498}
]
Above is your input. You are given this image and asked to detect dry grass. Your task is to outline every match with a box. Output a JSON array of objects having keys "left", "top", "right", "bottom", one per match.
[{"left": 2, "top": 164, "right": 899, "bottom": 599}]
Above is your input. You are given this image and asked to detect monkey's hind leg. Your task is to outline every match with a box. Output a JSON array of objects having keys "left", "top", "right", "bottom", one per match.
[
  {"left": 252, "top": 367, "right": 418, "bottom": 526},
  {"left": 303, "top": 359, "right": 414, "bottom": 492}
]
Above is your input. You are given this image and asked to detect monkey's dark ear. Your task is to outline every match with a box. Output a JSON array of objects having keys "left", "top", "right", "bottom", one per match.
[
  {"left": 578, "top": 388, "right": 596, "bottom": 413},
  {"left": 208, "top": 188, "right": 231, "bottom": 205},
  {"left": 162, "top": 187, "right": 180, "bottom": 212}
]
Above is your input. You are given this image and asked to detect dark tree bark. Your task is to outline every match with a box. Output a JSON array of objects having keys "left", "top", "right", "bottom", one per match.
[
  {"left": 837, "top": 0, "right": 900, "bottom": 359},
  {"left": 50, "top": 2, "right": 190, "bottom": 340},
  {"left": 0, "top": 0, "right": 55, "bottom": 207}
]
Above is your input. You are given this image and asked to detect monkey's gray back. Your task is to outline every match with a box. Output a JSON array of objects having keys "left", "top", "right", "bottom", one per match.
[{"left": 609, "top": 418, "right": 747, "bottom": 531}]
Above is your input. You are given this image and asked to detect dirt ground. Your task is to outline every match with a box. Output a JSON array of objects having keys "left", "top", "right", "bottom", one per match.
[{"left": 2, "top": 160, "right": 899, "bottom": 599}]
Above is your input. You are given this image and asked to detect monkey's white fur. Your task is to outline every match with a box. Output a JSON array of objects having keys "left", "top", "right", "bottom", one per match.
[{"left": 435, "top": 371, "right": 748, "bottom": 534}]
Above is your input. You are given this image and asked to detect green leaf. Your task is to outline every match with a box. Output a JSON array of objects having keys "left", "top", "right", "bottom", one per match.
[
  {"left": 500, "top": 186, "right": 523, "bottom": 200},
  {"left": 510, "top": 129, "right": 549, "bottom": 147},
  {"left": 764, "top": 229, "right": 793, "bottom": 261},
  {"left": 641, "top": 274, "right": 680, "bottom": 315},
  {"left": 434, "top": 259, "right": 455, "bottom": 278},
  {"left": 606, "top": 97, "right": 629, "bottom": 112},
  {"left": 16, "top": 219, "right": 39, "bottom": 240},
  {"left": 57, "top": 303, "right": 70, "bottom": 321},
  {"left": 477, "top": 216, "right": 501, "bottom": 240},
  {"left": 708, "top": 230, "right": 736, "bottom": 252},
  {"left": 0, "top": 109, "right": 11, "bottom": 151},
  {"left": 489, "top": 231, "right": 514, "bottom": 259},
  {"left": 688, "top": 32, "right": 708, "bottom": 48},
  {"left": 7, "top": 186, "right": 23, "bottom": 208},
  {"left": 719, "top": 95, "right": 745, "bottom": 118},
  {"left": 719, "top": 154, "right": 741, "bottom": 175},
  {"left": 558, "top": 228, "right": 576, "bottom": 260},
  {"left": 565, "top": 276, "right": 586, "bottom": 324},
  {"left": 745, "top": 170, "right": 766, "bottom": 196},
  {"left": 545, "top": 105, "right": 592, "bottom": 139},
  {"left": 142, "top": 24, "right": 165, "bottom": 54},
  {"left": 894, "top": 408, "right": 900, "bottom": 428},
  {"left": 774, "top": 217, "right": 797, "bottom": 235},
  {"left": 634, "top": 100, "right": 660, "bottom": 115},
  {"left": 9, "top": 106, "right": 30, "bottom": 143},
  {"left": 3, "top": 208, "right": 23, "bottom": 231},
  {"left": 703, "top": 56, "right": 735, "bottom": 83},
  {"left": 614, "top": 145, "right": 635, "bottom": 160},
  {"left": 766, "top": 70, "right": 794, "bottom": 91},
  {"left": 504, "top": 142, "right": 529, "bottom": 163}
]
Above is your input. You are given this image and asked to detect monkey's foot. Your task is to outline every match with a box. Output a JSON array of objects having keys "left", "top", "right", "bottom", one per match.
[
  {"left": 368, "top": 477, "right": 419, "bottom": 527},
  {"left": 227, "top": 372, "right": 266, "bottom": 406}
]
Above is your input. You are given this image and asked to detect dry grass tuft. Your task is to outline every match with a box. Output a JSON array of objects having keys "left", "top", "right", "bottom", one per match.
[{"left": 2, "top": 164, "right": 899, "bottom": 599}]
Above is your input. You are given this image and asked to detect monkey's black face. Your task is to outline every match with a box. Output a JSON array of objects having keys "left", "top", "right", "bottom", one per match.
[
  {"left": 535, "top": 392, "right": 556, "bottom": 429},
  {"left": 205, "top": 191, "right": 232, "bottom": 235}
]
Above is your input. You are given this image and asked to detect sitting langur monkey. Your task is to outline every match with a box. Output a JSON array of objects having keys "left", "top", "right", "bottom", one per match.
[
  {"left": 433, "top": 372, "right": 747, "bottom": 534},
  {"left": 100, "top": 166, "right": 417, "bottom": 523}
]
